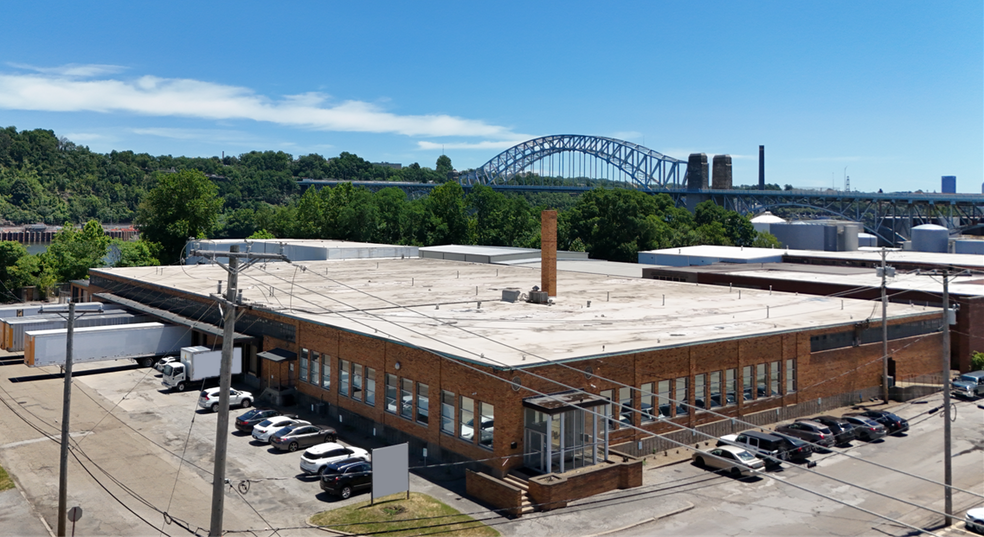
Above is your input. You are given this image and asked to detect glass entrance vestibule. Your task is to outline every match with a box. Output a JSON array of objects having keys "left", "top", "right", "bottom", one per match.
[{"left": 523, "top": 391, "right": 611, "bottom": 475}]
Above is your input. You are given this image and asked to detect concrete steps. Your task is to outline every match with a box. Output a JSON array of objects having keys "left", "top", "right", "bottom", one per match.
[{"left": 504, "top": 474, "right": 534, "bottom": 514}]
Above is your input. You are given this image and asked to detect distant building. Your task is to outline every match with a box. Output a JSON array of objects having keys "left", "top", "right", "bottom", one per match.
[
  {"left": 373, "top": 162, "right": 403, "bottom": 170},
  {"left": 942, "top": 176, "right": 956, "bottom": 193}
]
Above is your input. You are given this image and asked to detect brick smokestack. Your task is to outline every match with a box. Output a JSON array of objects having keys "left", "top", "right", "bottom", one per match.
[
  {"left": 541, "top": 210, "right": 557, "bottom": 297},
  {"left": 758, "top": 145, "right": 765, "bottom": 190}
]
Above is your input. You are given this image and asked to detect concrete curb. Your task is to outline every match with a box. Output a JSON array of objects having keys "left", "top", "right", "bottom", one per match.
[{"left": 583, "top": 501, "right": 695, "bottom": 537}]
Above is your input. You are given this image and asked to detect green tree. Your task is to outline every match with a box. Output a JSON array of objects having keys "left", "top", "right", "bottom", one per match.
[
  {"left": 0, "top": 241, "right": 31, "bottom": 302},
  {"left": 248, "top": 229, "right": 275, "bottom": 239},
  {"left": 436, "top": 155, "right": 453, "bottom": 182},
  {"left": 971, "top": 351, "right": 984, "bottom": 371},
  {"left": 111, "top": 239, "right": 160, "bottom": 267},
  {"left": 40, "top": 220, "right": 110, "bottom": 283},
  {"left": 135, "top": 170, "right": 223, "bottom": 263},
  {"left": 423, "top": 182, "right": 469, "bottom": 245},
  {"left": 374, "top": 187, "right": 410, "bottom": 245},
  {"left": 562, "top": 189, "right": 674, "bottom": 262},
  {"left": 752, "top": 231, "right": 782, "bottom": 248}
]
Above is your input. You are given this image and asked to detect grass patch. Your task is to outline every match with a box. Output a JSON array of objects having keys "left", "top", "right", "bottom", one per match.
[
  {"left": 0, "top": 466, "right": 14, "bottom": 492},
  {"left": 310, "top": 492, "right": 499, "bottom": 537}
]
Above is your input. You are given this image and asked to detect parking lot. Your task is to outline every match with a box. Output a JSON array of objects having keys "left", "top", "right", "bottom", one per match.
[{"left": 1, "top": 356, "right": 983, "bottom": 537}]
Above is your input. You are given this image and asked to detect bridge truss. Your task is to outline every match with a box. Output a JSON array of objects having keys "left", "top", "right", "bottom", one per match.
[{"left": 463, "top": 135, "right": 686, "bottom": 189}]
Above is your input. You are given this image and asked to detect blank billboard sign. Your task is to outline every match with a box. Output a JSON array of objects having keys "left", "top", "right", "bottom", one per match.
[{"left": 372, "top": 443, "right": 409, "bottom": 501}]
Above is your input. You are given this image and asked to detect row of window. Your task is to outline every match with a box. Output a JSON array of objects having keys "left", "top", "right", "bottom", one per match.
[
  {"left": 601, "top": 360, "right": 797, "bottom": 426},
  {"left": 297, "top": 350, "right": 494, "bottom": 449}
]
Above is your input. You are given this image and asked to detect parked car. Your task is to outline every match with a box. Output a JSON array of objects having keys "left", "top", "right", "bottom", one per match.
[
  {"left": 320, "top": 458, "right": 373, "bottom": 499},
  {"left": 841, "top": 415, "right": 887, "bottom": 441},
  {"left": 270, "top": 424, "right": 338, "bottom": 452},
  {"left": 719, "top": 430, "right": 811, "bottom": 466},
  {"left": 803, "top": 416, "right": 858, "bottom": 446},
  {"left": 252, "top": 416, "right": 310, "bottom": 443},
  {"left": 966, "top": 506, "right": 984, "bottom": 534},
  {"left": 952, "top": 371, "right": 984, "bottom": 399},
  {"left": 692, "top": 445, "right": 765, "bottom": 477},
  {"left": 848, "top": 410, "right": 909, "bottom": 435},
  {"left": 154, "top": 356, "right": 179, "bottom": 372},
  {"left": 775, "top": 420, "right": 835, "bottom": 449},
  {"left": 234, "top": 409, "right": 284, "bottom": 433},
  {"left": 197, "top": 388, "right": 252, "bottom": 412},
  {"left": 300, "top": 442, "right": 370, "bottom": 475}
]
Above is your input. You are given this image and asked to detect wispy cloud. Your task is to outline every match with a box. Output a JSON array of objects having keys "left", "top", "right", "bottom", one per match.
[
  {"left": 64, "top": 132, "right": 108, "bottom": 142},
  {"left": 798, "top": 156, "right": 863, "bottom": 163},
  {"left": 8, "top": 62, "right": 126, "bottom": 78},
  {"left": 416, "top": 139, "right": 530, "bottom": 151},
  {"left": 0, "top": 68, "right": 522, "bottom": 138},
  {"left": 608, "top": 131, "right": 643, "bottom": 141}
]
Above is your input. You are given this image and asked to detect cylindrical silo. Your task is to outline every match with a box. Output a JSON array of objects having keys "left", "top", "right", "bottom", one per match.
[{"left": 910, "top": 224, "right": 949, "bottom": 253}]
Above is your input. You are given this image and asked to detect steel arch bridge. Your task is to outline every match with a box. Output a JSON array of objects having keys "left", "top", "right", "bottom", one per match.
[{"left": 462, "top": 135, "right": 686, "bottom": 189}]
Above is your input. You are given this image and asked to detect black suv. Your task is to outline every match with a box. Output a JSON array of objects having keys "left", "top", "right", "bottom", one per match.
[
  {"left": 803, "top": 416, "right": 858, "bottom": 446},
  {"left": 235, "top": 409, "right": 288, "bottom": 433},
  {"left": 719, "top": 430, "right": 811, "bottom": 466},
  {"left": 848, "top": 410, "right": 909, "bottom": 435},
  {"left": 320, "top": 458, "right": 372, "bottom": 499}
]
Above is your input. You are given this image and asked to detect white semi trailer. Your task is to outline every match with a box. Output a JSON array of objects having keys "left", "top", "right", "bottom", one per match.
[
  {"left": 25, "top": 322, "right": 192, "bottom": 367},
  {"left": 4, "top": 312, "right": 149, "bottom": 352},
  {"left": 161, "top": 346, "right": 243, "bottom": 392},
  {"left": 0, "top": 302, "right": 123, "bottom": 347}
]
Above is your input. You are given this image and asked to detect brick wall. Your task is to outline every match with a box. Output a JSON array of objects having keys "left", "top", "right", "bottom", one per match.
[
  {"left": 465, "top": 470, "right": 522, "bottom": 517},
  {"left": 527, "top": 455, "right": 643, "bottom": 512}
]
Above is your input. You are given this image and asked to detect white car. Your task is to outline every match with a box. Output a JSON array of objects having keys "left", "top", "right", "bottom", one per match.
[
  {"left": 154, "top": 356, "right": 179, "bottom": 372},
  {"left": 251, "top": 416, "right": 310, "bottom": 443},
  {"left": 692, "top": 445, "right": 765, "bottom": 477},
  {"left": 197, "top": 388, "right": 252, "bottom": 412},
  {"left": 967, "top": 507, "right": 984, "bottom": 534},
  {"left": 299, "top": 442, "right": 370, "bottom": 475}
]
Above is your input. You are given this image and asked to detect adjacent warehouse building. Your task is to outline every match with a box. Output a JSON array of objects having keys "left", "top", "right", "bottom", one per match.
[{"left": 85, "top": 253, "right": 944, "bottom": 481}]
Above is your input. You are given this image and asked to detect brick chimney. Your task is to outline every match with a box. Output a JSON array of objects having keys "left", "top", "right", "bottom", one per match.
[{"left": 541, "top": 210, "right": 557, "bottom": 297}]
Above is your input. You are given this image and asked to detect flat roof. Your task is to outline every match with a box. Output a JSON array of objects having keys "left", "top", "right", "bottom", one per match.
[
  {"left": 784, "top": 249, "right": 984, "bottom": 270},
  {"left": 670, "top": 263, "right": 984, "bottom": 297},
  {"left": 639, "top": 245, "right": 787, "bottom": 261},
  {"left": 93, "top": 258, "right": 939, "bottom": 369}
]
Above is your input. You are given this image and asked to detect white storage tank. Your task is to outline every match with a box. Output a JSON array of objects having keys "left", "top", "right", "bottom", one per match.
[
  {"left": 750, "top": 211, "right": 786, "bottom": 234},
  {"left": 858, "top": 232, "right": 878, "bottom": 248},
  {"left": 910, "top": 224, "right": 949, "bottom": 253}
]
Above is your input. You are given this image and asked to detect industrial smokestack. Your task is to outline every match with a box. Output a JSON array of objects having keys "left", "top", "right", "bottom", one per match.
[
  {"left": 758, "top": 145, "right": 765, "bottom": 190},
  {"left": 541, "top": 210, "right": 557, "bottom": 297}
]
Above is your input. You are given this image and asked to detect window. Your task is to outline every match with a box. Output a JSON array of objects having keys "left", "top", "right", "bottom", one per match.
[
  {"left": 618, "top": 386, "right": 632, "bottom": 426},
  {"left": 657, "top": 380, "right": 671, "bottom": 418},
  {"left": 725, "top": 368, "right": 737, "bottom": 406},
  {"left": 385, "top": 374, "right": 397, "bottom": 414},
  {"left": 709, "top": 371, "right": 722, "bottom": 408},
  {"left": 460, "top": 396, "right": 474, "bottom": 441},
  {"left": 786, "top": 359, "right": 796, "bottom": 393},
  {"left": 675, "top": 377, "right": 688, "bottom": 416},
  {"left": 756, "top": 364, "right": 767, "bottom": 398},
  {"left": 352, "top": 364, "right": 363, "bottom": 401},
  {"left": 400, "top": 378, "right": 413, "bottom": 420},
  {"left": 770, "top": 361, "right": 780, "bottom": 396},
  {"left": 300, "top": 348, "right": 309, "bottom": 383},
  {"left": 416, "top": 383, "right": 429, "bottom": 425},
  {"left": 641, "top": 382, "right": 656, "bottom": 423},
  {"left": 600, "top": 389, "right": 616, "bottom": 430},
  {"left": 339, "top": 360, "right": 350, "bottom": 397},
  {"left": 694, "top": 373, "right": 706, "bottom": 411},
  {"left": 365, "top": 368, "right": 376, "bottom": 406},
  {"left": 441, "top": 390, "right": 455, "bottom": 434},
  {"left": 311, "top": 353, "right": 320, "bottom": 389},
  {"left": 479, "top": 402, "right": 494, "bottom": 449},
  {"left": 321, "top": 353, "right": 331, "bottom": 390},
  {"left": 742, "top": 365, "right": 753, "bottom": 401}
]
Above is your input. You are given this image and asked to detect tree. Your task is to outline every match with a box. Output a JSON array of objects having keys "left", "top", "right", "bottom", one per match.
[
  {"left": 0, "top": 241, "right": 31, "bottom": 301},
  {"left": 248, "top": 229, "right": 275, "bottom": 239},
  {"left": 971, "top": 351, "right": 984, "bottom": 371},
  {"left": 41, "top": 220, "right": 110, "bottom": 282},
  {"left": 135, "top": 170, "right": 223, "bottom": 264},
  {"left": 423, "top": 182, "right": 469, "bottom": 245},
  {"left": 561, "top": 189, "right": 672, "bottom": 262},
  {"left": 436, "top": 155, "right": 453, "bottom": 182},
  {"left": 110, "top": 239, "right": 160, "bottom": 267}
]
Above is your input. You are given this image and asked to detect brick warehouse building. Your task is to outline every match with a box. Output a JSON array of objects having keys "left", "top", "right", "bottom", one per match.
[{"left": 86, "top": 256, "right": 944, "bottom": 483}]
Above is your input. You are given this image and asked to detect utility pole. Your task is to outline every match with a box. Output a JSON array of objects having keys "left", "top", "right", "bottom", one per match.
[
  {"left": 942, "top": 269, "right": 952, "bottom": 526},
  {"left": 878, "top": 249, "right": 895, "bottom": 404},
  {"left": 57, "top": 301, "right": 74, "bottom": 537},
  {"left": 188, "top": 243, "right": 288, "bottom": 537}
]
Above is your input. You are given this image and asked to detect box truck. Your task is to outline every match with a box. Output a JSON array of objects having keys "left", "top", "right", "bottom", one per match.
[{"left": 162, "top": 346, "right": 243, "bottom": 392}]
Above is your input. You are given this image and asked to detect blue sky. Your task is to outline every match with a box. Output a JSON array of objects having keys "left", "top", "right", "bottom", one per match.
[{"left": 1, "top": 1, "right": 981, "bottom": 193}]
